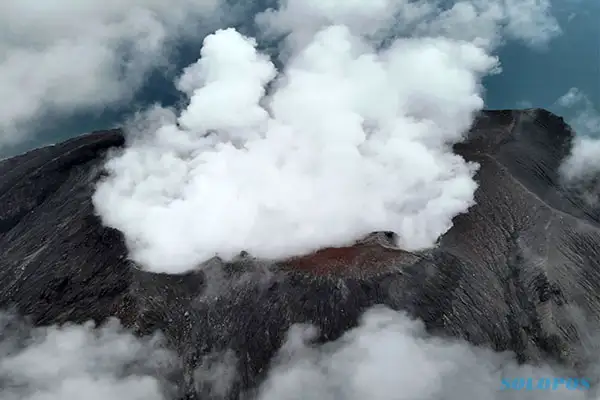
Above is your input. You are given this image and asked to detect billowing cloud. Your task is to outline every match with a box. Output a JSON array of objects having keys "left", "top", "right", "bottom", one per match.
[
  {"left": 93, "top": 26, "right": 490, "bottom": 273},
  {"left": 256, "top": 0, "right": 560, "bottom": 52},
  {"left": 256, "top": 306, "right": 590, "bottom": 400},
  {"left": 3, "top": 306, "right": 596, "bottom": 400},
  {"left": 0, "top": 0, "right": 222, "bottom": 147},
  {"left": 93, "top": 0, "right": 560, "bottom": 274},
  {"left": 556, "top": 88, "right": 600, "bottom": 182},
  {"left": 0, "top": 313, "right": 175, "bottom": 400}
]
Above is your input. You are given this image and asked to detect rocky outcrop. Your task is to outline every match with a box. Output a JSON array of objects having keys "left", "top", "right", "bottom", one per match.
[{"left": 1, "top": 109, "right": 599, "bottom": 398}]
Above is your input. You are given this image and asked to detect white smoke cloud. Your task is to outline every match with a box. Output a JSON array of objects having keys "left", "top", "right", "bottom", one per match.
[
  {"left": 4, "top": 306, "right": 597, "bottom": 400},
  {"left": 556, "top": 88, "right": 600, "bottom": 182},
  {"left": 0, "top": 0, "right": 222, "bottom": 147},
  {"left": 557, "top": 88, "right": 600, "bottom": 139},
  {"left": 256, "top": 306, "right": 592, "bottom": 400},
  {"left": 93, "top": 0, "right": 559, "bottom": 274},
  {"left": 0, "top": 313, "right": 175, "bottom": 400},
  {"left": 558, "top": 88, "right": 585, "bottom": 108},
  {"left": 256, "top": 0, "right": 560, "bottom": 53},
  {"left": 93, "top": 26, "right": 491, "bottom": 273},
  {"left": 563, "top": 137, "right": 600, "bottom": 185}
]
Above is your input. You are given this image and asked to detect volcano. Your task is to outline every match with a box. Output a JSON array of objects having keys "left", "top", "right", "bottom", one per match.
[{"left": 1, "top": 108, "right": 599, "bottom": 399}]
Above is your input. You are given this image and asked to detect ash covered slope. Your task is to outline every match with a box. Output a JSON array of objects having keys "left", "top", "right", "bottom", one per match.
[
  {"left": 1, "top": 108, "right": 600, "bottom": 395},
  {"left": 0, "top": 130, "right": 129, "bottom": 325},
  {"left": 440, "top": 109, "right": 600, "bottom": 367}
]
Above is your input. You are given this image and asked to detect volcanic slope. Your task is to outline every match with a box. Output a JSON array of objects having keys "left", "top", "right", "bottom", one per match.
[{"left": 1, "top": 109, "right": 599, "bottom": 397}]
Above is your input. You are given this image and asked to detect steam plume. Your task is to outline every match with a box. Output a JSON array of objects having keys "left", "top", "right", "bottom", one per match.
[{"left": 93, "top": 0, "right": 559, "bottom": 274}]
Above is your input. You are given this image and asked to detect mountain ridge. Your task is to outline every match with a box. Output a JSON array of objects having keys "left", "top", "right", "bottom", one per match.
[{"left": 1, "top": 108, "right": 599, "bottom": 398}]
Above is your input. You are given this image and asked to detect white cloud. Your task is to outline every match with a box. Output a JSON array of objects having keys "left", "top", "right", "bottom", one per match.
[
  {"left": 0, "top": 313, "right": 175, "bottom": 400},
  {"left": 3, "top": 306, "right": 594, "bottom": 400},
  {"left": 93, "top": 0, "right": 560, "bottom": 274},
  {"left": 556, "top": 88, "right": 600, "bottom": 182},
  {"left": 558, "top": 88, "right": 585, "bottom": 108},
  {"left": 93, "top": 25, "right": 494, "bottom": 273},
  {"left": 256, "top": 0, "right": 560, "bottom": 52},
  {"left": 501, "top": 0, "right": 561, "bottom": 46},
  {"left": 0, "top": 0, "right": 222, "bottom": 147},
  {"left": 562, "top": 137, "right": 600, "bottom": 184},
  {"left": 256, "top": 306, "right": 589, "bottom": 400}
]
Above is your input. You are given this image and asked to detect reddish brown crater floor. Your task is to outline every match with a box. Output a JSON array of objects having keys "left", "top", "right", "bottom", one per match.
[{"left": 278, "top": 242, "right": 422, "bottom": 278}]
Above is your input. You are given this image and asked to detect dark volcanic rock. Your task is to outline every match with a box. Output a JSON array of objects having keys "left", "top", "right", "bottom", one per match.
[
  {"left": 0, "top": 130, "right": 128, "bottom": 326},
  {"left": 1, "top": 109, "right": 600, "bottom": 398}
]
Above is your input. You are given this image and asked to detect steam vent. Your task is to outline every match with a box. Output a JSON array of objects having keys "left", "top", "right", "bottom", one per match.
[{"left": 2, "top": 109, "right": 600, "bottom": 399}]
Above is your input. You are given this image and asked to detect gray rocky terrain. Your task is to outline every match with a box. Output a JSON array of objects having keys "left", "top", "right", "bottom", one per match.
[{"left": 1, "top": 109, "right": 599, "bottom": 399}]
